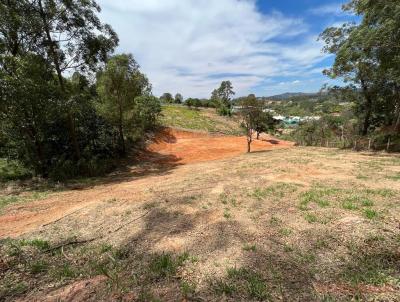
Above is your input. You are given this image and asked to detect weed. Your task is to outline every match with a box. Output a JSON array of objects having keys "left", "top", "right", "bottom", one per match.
[
  {"left": 180, "top": 281, "right": 196, "bottom": 297},
  {"left": 360, "top": 198, "right": 374, "bottom": 207},
  {"left": 279, "top": 228, "right": 292, "bottom": 236},
  {"left": 304, "top": 213, "right": 318, "bottom": 223},
  {"left": 30, "top": 260, "right": 49, "bottom": 274},
  {"left": 149, "top": 252, "right": 188, "bottom": 279},
  {"left": 342, "top": 199, "right": 359, "bottom": 210},
  {"left": 269, "top": 216, "right": 282, "bottom": 226},
  {"left": 243, "top": 244, "right": 257, "bottom": 252},
  {"left": 51, "top": 263, "right": 77, "bottom": 280},
  {"left": 223, "top": 209, "right": 231, "bottom": 219},
  {"left": 283, "top": 244, "right": 294, "bottom": 252},
  {"left": 363, "top": 209, "right": 378, "bottom": 219},
  {"left": 213, "top": 280, "right": 237, "bottom": 296},
  {"left": 226, "top": 267, "right": 270, "bottom": 300}
]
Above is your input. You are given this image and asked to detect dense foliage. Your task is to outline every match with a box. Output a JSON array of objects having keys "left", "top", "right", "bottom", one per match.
[
  {"left": 211, "top": 81, "right": 235, "bottom": 116},
  {"left": 320, "top": 0, "right": 400, "bottom": 137},
  {"left": 288, "top": 0, "right": 400, "bottom": 151},
  {"left": 0, "top": 0, "right": 161, "bottom": 179}
]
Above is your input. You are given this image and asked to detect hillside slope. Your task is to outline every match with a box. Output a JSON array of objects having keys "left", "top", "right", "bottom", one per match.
[
  {"left": 1, "top": 147, "right": 399, "bottom": 301},
  {"left": 160, "top": 105, "right": 244, "bottom": 135}
]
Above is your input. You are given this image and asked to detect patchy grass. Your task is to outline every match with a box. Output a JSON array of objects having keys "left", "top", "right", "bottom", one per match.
[
  {"left": 363, "top": 209, "right": 378, "bottom": 219},
  {"left": 161, "top": 105, "right": 242, "bottom": 135},
  {"left": 1, "top": 148, "right": 400, "bottom": 301},
  {"left": 212, "top": 267, "right": 270, "bottom": 300},
  {"left": 0, "top": 191, "right": 49, "bottom": 213},
  {"left": 149, "top": 252, "right": 189, "bottom": 279}
]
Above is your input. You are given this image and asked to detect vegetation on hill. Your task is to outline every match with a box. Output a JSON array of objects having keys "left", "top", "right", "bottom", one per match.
[
  {"left": 161, "top": 105, "right": 244, "bottom": 135},
  {"left": 0, "top": 1, "right": 162, "bottom": 180}
]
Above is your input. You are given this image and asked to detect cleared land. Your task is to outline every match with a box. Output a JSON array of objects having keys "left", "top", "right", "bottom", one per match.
[{"left": 0, "top": 131, "right": 400, "bottom": 301}]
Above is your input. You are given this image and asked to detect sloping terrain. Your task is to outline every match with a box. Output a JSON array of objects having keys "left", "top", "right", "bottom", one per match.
[
  {"left": 1, "top": 146, "right": 400, "bottom": 301},
  {"left": 160, "top": 105, "right": 243, "bottom": 135}
]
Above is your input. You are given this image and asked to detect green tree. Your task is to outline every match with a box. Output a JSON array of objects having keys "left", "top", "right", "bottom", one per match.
[
  {"left": 211, "top": 81, "right": 235, "bottom": 116},
  {"left": 133, "top": 95, "right": 162, "bottom": 133},
  {"left": 254, "top": 112, "right": 276, "bottom": 139},
  {"left": 0, "top": 0, "right": 118, "bottom": 160},
  {"left": 174, "top": 93, "right": 183, "bottom": 104},
  {"left": 238, "top": 94, "right": 263, "bottom": 152},
  {"left": 160, "top": 92, "right": 174, "bottom": 103},
  {"left": 320, "top": 0, "right": 400, "bottom": 136},
  {"left": 97, "top": 54, "right": 151, "bottom": 154}
]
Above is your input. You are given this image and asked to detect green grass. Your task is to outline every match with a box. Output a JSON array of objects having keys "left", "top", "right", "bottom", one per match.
[
  {"left": 149, "top": 252, "right": 189, "bottom": 279},
  {"left": 0, "top": 192, "right": 49, "bottom": 213},
  {"left": 342, "top": 198, "right": 359, "bottom": 210},
  {"left": 363, "top": 209, "right": 378, "bottom": 219},
  {"left": 385, "top": 173, "right": 400, "bottom": 181},
  {"left": 0, "top": 158, "right": 31, "bottom": 182},
  {"left": 342, "top": 250, "right": 399, "bottom": 286},
  {"left": 212, "top": 267, "right": 270, "bottom": 299},
  {"left": 304, "top": 213, "right": 318, "bottom": 223},
  {"left": 30, "top": 260, "right": 49, "bottom": 274},
  {"left": 161, "top": 105, "right": 242, "bottom": 135},
  {"left": 252, "top": 183, "right": 299, "bottom": 202}
]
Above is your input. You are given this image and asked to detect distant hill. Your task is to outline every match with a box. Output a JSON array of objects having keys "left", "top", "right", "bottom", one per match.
[{"left": 266, "top": 92, "right": 320, "bottom": 100}]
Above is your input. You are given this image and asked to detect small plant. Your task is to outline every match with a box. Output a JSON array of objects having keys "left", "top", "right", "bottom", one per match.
[
  {"left": 360, "top": 198, "right": 374, "bottom": 207},
  {"left": 223, "top": 209, "right": 231, "bottom": 219},
  {"left": 212, "top": 280, "right": 237, "bottom": 296},
  {"left": 269, "top": 216, "right": 281, "bottom": 226},
  {"left": 279, "top": 228, "right": 292, "bottom": 236},
  {"left": 180, "top": 281, "right": 196, "bottom": 298},
  {"left": 363, "top": 209, "right": 377, "bottom": 219},
  {"left": 304, "top": 213, "right": 318, "bottom": 223},
  {"left": 149, "top": 252, "right": 189, "bottom": 279},
  {"left": 342, "top": 199, "right": 358, "bottom": 210},
  {"left": 243, "top": 244, "right": 257, "bottom": 252},
  {"left": 30, "top": 260, "right": 49, "bottom": 274},
  {"left": 51, "top": 263, "right": 77, "bottom": 280}
]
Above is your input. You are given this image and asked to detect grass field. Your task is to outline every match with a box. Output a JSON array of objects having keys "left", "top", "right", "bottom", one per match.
[
  {"left": 1, "top": 147, "right": 399, "bottom": 301},
  {"left": 161, "top": 105, "right": 244, "bottom": 135}
]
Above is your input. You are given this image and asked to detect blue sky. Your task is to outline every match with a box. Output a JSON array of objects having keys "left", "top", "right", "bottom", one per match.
[{"left": 97, "top": 0, "right": 354, "bottom": 98}]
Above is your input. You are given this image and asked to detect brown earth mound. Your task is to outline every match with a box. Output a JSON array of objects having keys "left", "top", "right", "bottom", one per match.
[{"left": 144, "top": 128, "right": 294, "bottom": 164}]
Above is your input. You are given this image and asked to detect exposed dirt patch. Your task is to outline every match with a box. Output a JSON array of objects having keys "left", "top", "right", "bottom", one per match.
[
  {"left": 1, "top": 143, "right": 400, "bottom": 301},
  {"left": 144, "top": 127, "right": 294, "bottom": 164}
]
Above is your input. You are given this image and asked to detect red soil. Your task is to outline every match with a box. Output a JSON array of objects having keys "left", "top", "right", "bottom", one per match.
[{"left": 144, "top": 128, "right": 294, "bottom": 164}]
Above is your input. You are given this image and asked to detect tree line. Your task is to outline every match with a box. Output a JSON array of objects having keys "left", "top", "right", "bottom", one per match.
[
  {"left": 288, "top": 0, "right": 400, "bottom": 151},
  {"left": 0, "top": 0, "right": 162, "bottom": 179},
  {"left": 319, "top": 1, "right": 400, "bottom": 141}
]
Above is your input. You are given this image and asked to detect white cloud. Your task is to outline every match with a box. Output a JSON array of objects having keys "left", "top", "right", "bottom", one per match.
[
  {"left": 98, "top": 0, "right": 329, "bottom": 97},
  {"left": 308, "top": 3, "right": 347, "bottom": 16}
]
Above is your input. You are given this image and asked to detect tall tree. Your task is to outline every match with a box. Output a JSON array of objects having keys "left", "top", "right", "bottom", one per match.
[
  {"left": 174, "top": 93, "right": 183, "bottom": 104},
  {"left": 96, "top": 54, "right": 151, "bottom": 154},
  {"left": 0, "top": 0, "right": 119, "bottom": 159},
  {"left": 320, "top": 0, "right": 400, "bottom": 135},
  {"left": 160, "top": 92, "right": 174, "bottom": 103},
  {"left": 238, "top": 94, "right": 262, "bottom": 152},
  {"left": 211, "top": 81, "right": 235, "bottom": 115}
]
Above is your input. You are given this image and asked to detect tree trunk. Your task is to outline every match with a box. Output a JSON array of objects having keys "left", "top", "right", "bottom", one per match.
[
  {"left": 38, "top": 0, "right": 80, "bottom": 160},
  {"left": 247, "top": 128, "right": 252, "bottom": 153},
  {"left": 118, "top": 101, "right": 125, "bottom": 155},
  {"left": 360, "top": 78, "right": 372, "bottom": 136},
  {"left": 256, "top": 131, "right": 260, "bottom": 140}
]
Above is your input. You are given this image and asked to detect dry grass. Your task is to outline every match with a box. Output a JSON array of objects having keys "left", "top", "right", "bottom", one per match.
[{"left": 1, "top": 147, "right": 400, "bottom": 301}]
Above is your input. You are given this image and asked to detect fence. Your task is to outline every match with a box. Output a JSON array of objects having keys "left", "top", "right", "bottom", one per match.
[{"left": 295, "top": 136, "right": 399, "bottom": 152}]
